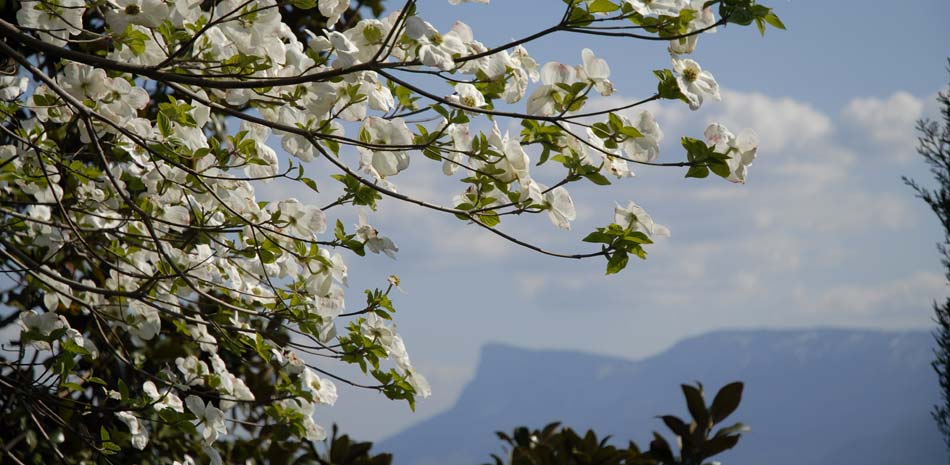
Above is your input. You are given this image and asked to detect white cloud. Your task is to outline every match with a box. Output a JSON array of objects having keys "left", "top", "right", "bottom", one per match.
[
  {"left": 737, "top": 233, "right": 803, "bottom": 272},
  {"left": 771, "top": 145, "right": 857, "bottom": 193},
  {"left": 664, "top": 241, "right": 716, "bottom": 279},
  {"left": 841, "top": 91, "right": 925, "bottom": 161},
  {"left": 430, "top": 224, "right": 510, "bottom": 263},
  {"left": 516, "top": 273, "right": 547, "bottom": 298},
  {"left": 707, "top": 90, "right": 834, "bottom": 153},
  {"left": 806, "top": 271, "right": 947, "bottom": 318},
  {"left": 750, "top": 190, "right": 916, "bottom": 234}
]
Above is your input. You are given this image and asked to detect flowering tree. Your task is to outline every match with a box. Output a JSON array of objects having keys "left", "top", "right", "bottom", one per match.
[{"left": 0, "top": 0, "right": 783, "bottom": 463}]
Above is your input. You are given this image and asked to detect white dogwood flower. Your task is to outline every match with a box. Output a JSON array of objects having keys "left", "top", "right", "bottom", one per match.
[
  {"left": 447, "top": 83, "right": 486, "bottom": 109},
  {"left": 356, "top": 211, "right": 399, "bottom": 259},
  {"left": 624, "top": 0, "right": 685, "bottom": 16},
  {"left": 319, "top": 0, "right": 349, "bottom": 27},
  {"left": 18, "top": 310, "right": 67, "bottom": 350},
  {"left": 405, "top": 17, "right": 467, "bottom": 71},
  {"left": 186, "top": 396, "right": 227, "bottom": 444},
  {"left": 621, "top": 111, "right": 663, "bottom": 163},
  {"left": 579, "top": 48, "right": 614, "bottom": 96},
  {"left": 143, "top": 381, "right": 184, "bottom": 413},
  {"left": 0, "top": 76, "right": 28, "bottom": 100},
  {"left": 17, "top": 0, "right": 85, "bottom": 46},
  {"left": 116, "top": 412, "right": 149, "bottom": 450},
  {"left": 359, "top": 117, "right": 413, "bottom": 177},
  {"left": 105, "top": 0, "right": 170, "bottom": 31},
  {"left": 526, "top": 62, "right": 578, "bottom": 116},
  {"left": 614, "top": 201, "right": 671, "bottom": 237},
  {"left": 673, "top": 58, "right": 720, "bottom": 110},
  {"left": 704, "top": 123, "right": 759, "bottom": 183},
  {"left": 544, "top": 186, "right": 576, "bottom": 230}
]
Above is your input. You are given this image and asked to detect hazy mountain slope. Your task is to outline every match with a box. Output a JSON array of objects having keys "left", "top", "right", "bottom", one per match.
[{"left": 379, "top": 329, "right": 943, "bottom": 465}]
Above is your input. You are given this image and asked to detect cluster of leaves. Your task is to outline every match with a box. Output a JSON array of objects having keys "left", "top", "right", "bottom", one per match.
[
  {"left": 583, "top": 224, "right": 652, "bottom": 274},
  {"left": 680, "top": 137, "right": 734, "bottom": 179},
  {"left": 717, "top": 0, "right": 785, "bottom": 35},
  {"left": 572, "top": 0, "right": 784, "bottom": 35},
  {"left": 315, "top": 425, "right": 394, "bottom": 465},
  {"left": 486, "top": 382, "right": 748, "bottom": 465}
]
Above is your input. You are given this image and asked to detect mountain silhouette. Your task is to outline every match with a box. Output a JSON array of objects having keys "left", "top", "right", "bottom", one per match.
[{"left": 379, "top": 329, "right": 944, "bottom": 465}]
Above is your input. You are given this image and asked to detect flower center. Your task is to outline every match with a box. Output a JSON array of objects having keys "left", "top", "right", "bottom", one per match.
[
  {"left": 683, "top": 68, "right": 698, "bottom": 82},
  {"left": 124, "top": 4, "right": 140, "bottom": 15},
  {"left": 431, "top": 33, "right": 443, "bottom": 46},
  {"left": 363, "top": 24, "right": 381, "bottom": 43},
  {"left": 461, "top": 95, "right": 476, "bottom": 107}
]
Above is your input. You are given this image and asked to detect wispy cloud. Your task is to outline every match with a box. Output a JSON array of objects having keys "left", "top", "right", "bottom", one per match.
[{"left": 841, "top": 91, "right": 925, "bottom": 161}]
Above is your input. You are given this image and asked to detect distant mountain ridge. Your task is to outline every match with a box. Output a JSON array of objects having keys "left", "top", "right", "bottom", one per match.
[{"left": 379, "top": 329, "right": 944, "bottom": 465}]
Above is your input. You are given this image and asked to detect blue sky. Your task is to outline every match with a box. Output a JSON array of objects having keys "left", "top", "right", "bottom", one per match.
[{"left": 266, "top": 0, "right": 950, "bottom": 441}]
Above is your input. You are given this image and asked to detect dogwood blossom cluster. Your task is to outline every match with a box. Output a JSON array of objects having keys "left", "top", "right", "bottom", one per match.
[{"left": 0, "top": 0, "right": 781, "bottom": 461}]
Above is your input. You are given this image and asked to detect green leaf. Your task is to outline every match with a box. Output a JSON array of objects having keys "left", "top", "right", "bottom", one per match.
[
  {"left": 708, "top": 160, "right": 731, "bottom": 178},
  {"left": 301, "top": 177, "right": 319, "bottom": 193},
  {"left": 710, "top": 382, "right": 743, "bottom": 424},
  {"left": 681, "top": 384, "right": 710, "bottom": 429},
  {"left": 324, "top": 138, "right": 340, "bottom": 155},
  {"left": 764, "top": 12, "right": 786, "bottom": 30},
  {"left": 608, "top": 112, "right": 624, "bottom": 131},
  {"left": 685, "top": 165, "right": 709, "bottom": 178},
  {"left": 582, "top": 230, "right": 613, "bottom": 244},
  {"left": 61, "top": 382, "right": 84, "bottom": 392},
  {"left": 701, "top": 433, "right": 741, "bottom": 457},
  {"left": 649, "top": 432, "right": 675, "bottom": 463},
  {"left": 431, "top": 105, "right": 450, "bottom": 119},
  {"left": 567, "top": 6, "right": 595, "bottom": 26},
  {"left": 478, "top": 212, "right": 500, "bottom": 227},
  {"left": 623, "top": 231, "right": 653, "bottom": 245},
  {"left": 101, "top": 441, "right": 121, "bottom": 454},
  {"left": 591, "top": 123, "right": 611, "bottom": 139},
  {"left": 255, "top": 333, "right": 271, "bottom": 361},
  {"left": 659, "top": 415, "right": 689, "bottom": 437},
  {"left": 714, "top": 422, "right": 751, "bottom": 438},
  {"left": 422, "top": 146, "right": 442, "bottom": 162},
  {"left": 619, "top": 126, "right": 643, "bottom": 138},
  {"left": 587, "top": 0, "right": 619, "bottom": 14},
  {"left": 584, "top": 171, "right": 612, "bottom": 186},
  {"left": 157, "top": 112, "right": 172, "bottom": 138},
  {"left": 119, "top": 25, "right": 150, "bottom": 55},
  {"left": 117, "top": 379, "right": 130, "bottom": 402},
  {"left": 606, "top": 250, "right": 628, "bottom": 275},
  {"left": 681, "top": 136, "right": 709, "bottom": 158},
  {"left": 290, "top": 0, "right": 315, "bottom": 8},
  {"left": 654, "top": 69, "right": 683, "bottom": 100}
]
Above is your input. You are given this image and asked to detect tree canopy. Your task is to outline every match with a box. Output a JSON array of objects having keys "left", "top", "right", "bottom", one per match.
[{"left": 906, "top": 63, "right": 950, "bottom": 453}]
